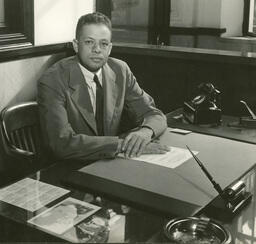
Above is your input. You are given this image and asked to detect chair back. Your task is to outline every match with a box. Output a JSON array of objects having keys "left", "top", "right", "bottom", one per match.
[{"left": 1, "top": 101, "right": 41, "bottom": 159}]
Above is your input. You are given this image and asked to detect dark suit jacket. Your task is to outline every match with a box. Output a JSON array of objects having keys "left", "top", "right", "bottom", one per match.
[{"left": 37, "top": 56, "right": 167, "bottom": 161}]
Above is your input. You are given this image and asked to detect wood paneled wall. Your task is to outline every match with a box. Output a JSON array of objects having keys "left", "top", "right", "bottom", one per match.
[{"left": 111, "top": 44, "right": 256, "bottom": 117}]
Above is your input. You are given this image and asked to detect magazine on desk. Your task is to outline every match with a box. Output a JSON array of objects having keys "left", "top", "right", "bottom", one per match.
[{"left": 28, "top": 197, "right": 101, "bottom": 235}]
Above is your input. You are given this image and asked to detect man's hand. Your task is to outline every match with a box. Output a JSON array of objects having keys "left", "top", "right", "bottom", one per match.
[
  {"left": 142, "top": 142, "right": 170, "bottom": 155},
  {"left": 122, "top": 127, "right": 153, "bottom": 158}
]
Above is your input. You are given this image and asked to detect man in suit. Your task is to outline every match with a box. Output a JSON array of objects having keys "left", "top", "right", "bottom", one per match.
[{"left": 37, "top": 12, "right": 169, "bottom": 162}]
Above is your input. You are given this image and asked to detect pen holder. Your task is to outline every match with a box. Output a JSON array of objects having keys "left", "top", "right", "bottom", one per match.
[
  {"left": 222, "top": 181, "right": 252, "bottom": 213},
  {"left": 240, "top": 117, "right": 256, "bottom": 128},
  {"left": 204, "top": 181, "right": 252, "bottom": 220}
]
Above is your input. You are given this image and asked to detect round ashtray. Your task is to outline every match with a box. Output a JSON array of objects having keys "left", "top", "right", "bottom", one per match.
[{"left": 163, "top": 217, "right": 232, "bottom": 244}]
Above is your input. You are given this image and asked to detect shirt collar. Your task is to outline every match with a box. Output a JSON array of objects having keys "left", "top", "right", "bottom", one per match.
[{"left": 78, "top": 63, "right": 102, "bottom": 87}]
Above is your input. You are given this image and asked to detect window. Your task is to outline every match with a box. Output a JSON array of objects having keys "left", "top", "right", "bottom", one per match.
[
  {"left": 0, "top": 0, "right": 5, "bottom": 28},
  {"left": 253, "top": 1, "right": 256, "bottom": 33},
  {"left": 96, "top": 0, "right": 225, "bottom": 46},
  {"left": 243, "top": 0, "right": 256, "bottom": 36},
  {"left": 96, "top": 0, "right": 170, "bottom": 45},
  {"left": 0, "top": 0, "right": 34, "bottom": 49}
]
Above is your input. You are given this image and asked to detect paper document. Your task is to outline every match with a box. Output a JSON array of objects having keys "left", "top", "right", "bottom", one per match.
[
  {"left": 120, "top": 146, "right": 198, "bottom": 169},
  {"left": 0, "top": 178, "right": 70, "bottom": 212},
  {"left": 169, "top": 128, "right": 192, "bottom": 135}
]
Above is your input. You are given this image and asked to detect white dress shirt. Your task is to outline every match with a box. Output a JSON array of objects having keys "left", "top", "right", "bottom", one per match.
[{"left": 78, "top": 64, "right": 102, "bottom": 115}]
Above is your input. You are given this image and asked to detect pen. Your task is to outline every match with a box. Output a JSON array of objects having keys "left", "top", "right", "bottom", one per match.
[{"left": 186, "top": 145, "right": 223, "bottom": 195}]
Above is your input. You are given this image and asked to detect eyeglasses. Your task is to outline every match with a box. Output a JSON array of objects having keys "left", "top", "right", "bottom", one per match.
[{"left": 81, "top": 39, "right": 111, "bottom": 50}]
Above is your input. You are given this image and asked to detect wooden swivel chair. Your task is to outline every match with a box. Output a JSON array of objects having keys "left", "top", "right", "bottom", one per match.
[{"left": 0, "top": 101, "right": 46, "bottom": 179}]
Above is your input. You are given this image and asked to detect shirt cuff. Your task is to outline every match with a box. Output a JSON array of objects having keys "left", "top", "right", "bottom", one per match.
[
  {"left": 115, "top": 139, "right": 124, "bottom": 156},
  {"left": 140, "top": 125, "right": 155, "bottom": 138}
]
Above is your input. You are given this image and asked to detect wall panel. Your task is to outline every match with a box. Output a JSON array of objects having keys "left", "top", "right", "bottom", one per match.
[
  {"left": 111, "top": 45, "right": 256, "bottom": 117},
  {"left": 0, "top": 53, "right": 65, "bottom": 183}
]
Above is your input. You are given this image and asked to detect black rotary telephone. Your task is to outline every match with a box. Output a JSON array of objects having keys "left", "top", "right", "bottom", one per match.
[{"left": 183, "top": 83, "right": 222, "bottom": 125}]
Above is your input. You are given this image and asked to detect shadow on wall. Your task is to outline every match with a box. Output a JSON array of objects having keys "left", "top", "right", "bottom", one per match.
[{"left": 0, "top": 53, "right": 66, "bottom": 111}]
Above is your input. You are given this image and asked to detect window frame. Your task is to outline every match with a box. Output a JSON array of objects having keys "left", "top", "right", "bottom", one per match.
[
  {"left": 0, "top": 0, "right": 34, "bottom": 49},
  {"left": 96, "top": 0, "right": 170, "bottom": 45},
  {"left": 243, "top": 0, "right": 256, "bottom": 36},
  {"left": 96, "top": 0, "right": 225, "bottom": 46}
]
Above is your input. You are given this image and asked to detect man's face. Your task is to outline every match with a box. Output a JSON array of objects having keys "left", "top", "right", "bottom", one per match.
[{"left": 73, "top": 24, "right": 112, "bottom": 72}]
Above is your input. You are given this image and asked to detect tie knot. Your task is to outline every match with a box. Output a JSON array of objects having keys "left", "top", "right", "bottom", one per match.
[{"left": 93, "top": 74, "right": 101, "bottom": 87}]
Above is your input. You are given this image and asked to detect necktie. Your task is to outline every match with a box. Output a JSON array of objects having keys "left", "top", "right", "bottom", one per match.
[{"left": 93, "top": 74, "right": 104, "bottom": 135}]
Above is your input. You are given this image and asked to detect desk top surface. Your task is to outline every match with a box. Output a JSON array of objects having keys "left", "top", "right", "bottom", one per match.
[
  {"left": 69, "top": 129, "right": 256, "bottom": 218},
  {"left": 0, "top": 112, "right": 256, "bottom": 243},
  {"left": 1, "top": 152, "right": 256, "bottom": 243},
  {"left": 0, "top": 162, "right": 166, "bottom": 243},
  {"left": 166, "top": 108, "right": 256, "bottom": 144}
]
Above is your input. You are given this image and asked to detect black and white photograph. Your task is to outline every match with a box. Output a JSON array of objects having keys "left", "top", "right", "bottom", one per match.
[
  {"left": 0, "top": 0, "right": 256, "bottom": 243},
  {"left": 28, "top": 197, "right": 101, "bottom": 235}
]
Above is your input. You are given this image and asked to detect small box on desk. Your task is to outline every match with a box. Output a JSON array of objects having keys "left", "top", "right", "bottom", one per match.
[{"left": 183, "top": 102, "right": 222, "bottom": 125}]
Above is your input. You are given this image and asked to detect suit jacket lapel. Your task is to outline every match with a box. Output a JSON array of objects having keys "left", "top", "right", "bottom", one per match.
[
  {"left": 69, "top": 59, "right": 97, "bottom": 134},
  {"left": 102, "top": 63, "right": 118, "bottom": 135}
]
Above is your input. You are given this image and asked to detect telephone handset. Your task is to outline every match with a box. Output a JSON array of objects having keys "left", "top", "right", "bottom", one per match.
[
  {"left": 239, "top": 100, "right": 256, "bottom": 128},
  {"left": 183, "top": 83, "right": 222, "bottom": 125},
  {"left": 191, "top": 95, "right": 205, "bottom": 105}
]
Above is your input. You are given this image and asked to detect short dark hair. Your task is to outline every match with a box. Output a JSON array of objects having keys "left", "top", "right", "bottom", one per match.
[{"left": 75, "top": 12, "right": 112, "bottom": 39}]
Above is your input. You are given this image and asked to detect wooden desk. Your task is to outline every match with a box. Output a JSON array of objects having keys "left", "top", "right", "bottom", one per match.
[
  {"left": 165, "top": 110, "right": 256, "bottom": 243},
  {"left": 166, "top": 108, "right": 256, "bottom": 145},
  {"left": 64, "top": 111, "right": 256, "bottom": 243},
  {"left": 1, "top": 161, "right": 256, "bottom": 243},
  {"left": 149, "top": 166, "right": 256, "bottom": 244},
  {"left": 66, "top": 129, "right": 256, "bottom": 217},
  {"left": 0, "top": 162, "right": 166, "bottom": 242},
  {"left": 0, "top": 111, "right": 256, "bottom": 243}
]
